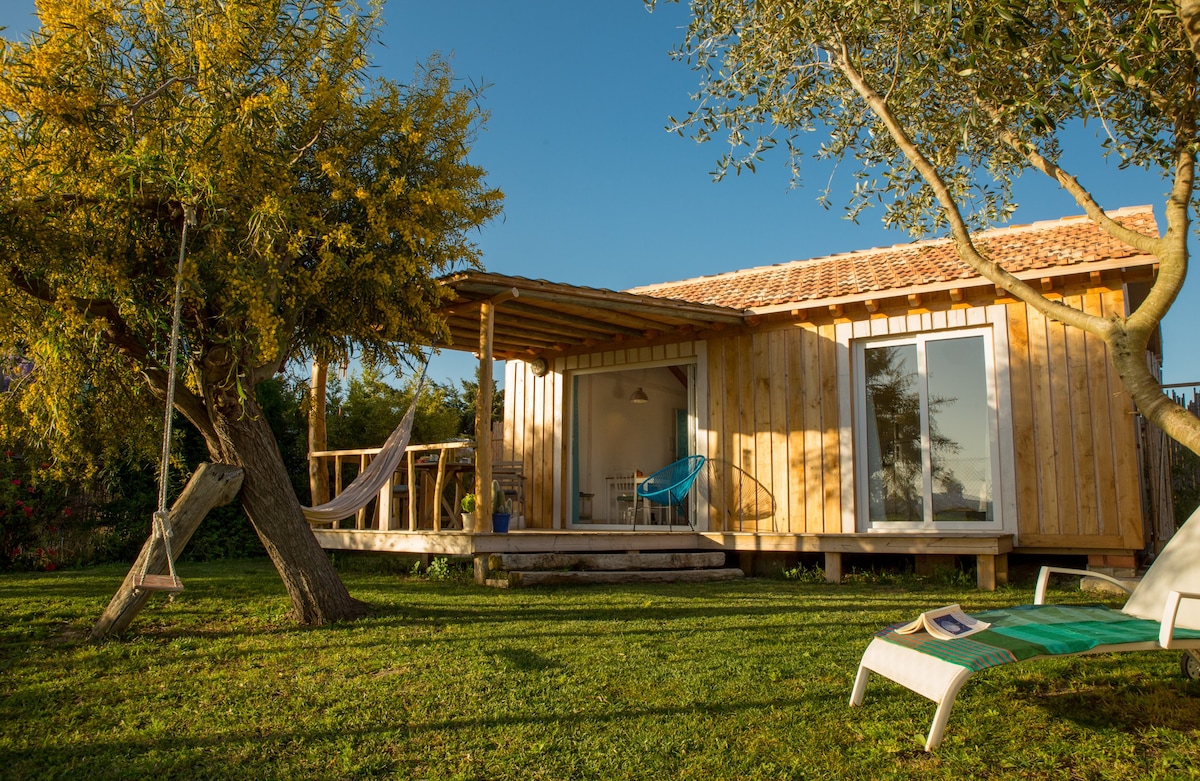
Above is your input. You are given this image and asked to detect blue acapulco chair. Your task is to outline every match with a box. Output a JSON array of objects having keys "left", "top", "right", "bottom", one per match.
[{"left": 636, "top": 455, "right": 706, "bottom": 529}]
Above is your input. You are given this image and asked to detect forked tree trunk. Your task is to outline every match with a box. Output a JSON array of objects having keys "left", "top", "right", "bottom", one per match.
[{"left": 214, "top": 391, "right": 365, "bottom": 625}]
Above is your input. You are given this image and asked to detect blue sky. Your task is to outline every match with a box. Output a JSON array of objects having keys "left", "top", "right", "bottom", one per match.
[{"left": 2, "top": 0, "right": 1197, "bottom": 386}]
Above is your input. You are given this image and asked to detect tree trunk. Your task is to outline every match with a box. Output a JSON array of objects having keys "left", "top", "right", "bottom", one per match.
[{"left": 214, "top": 391, "right": 365, "bottom": 625}]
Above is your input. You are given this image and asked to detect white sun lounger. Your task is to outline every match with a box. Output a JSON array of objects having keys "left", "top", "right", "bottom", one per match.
[{"left": 850, "top": 508, "right": 1200, "bottom": 751}]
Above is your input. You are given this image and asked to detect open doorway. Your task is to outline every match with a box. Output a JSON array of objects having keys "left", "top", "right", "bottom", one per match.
[{"left": 569, "top": 362, "right": 697, "bottom": 528}]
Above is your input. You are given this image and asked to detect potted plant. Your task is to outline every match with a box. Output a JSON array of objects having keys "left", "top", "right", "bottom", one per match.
[
  {"left": 460, "top": 493, "right": 477, "bottom": 530},
  {"left": 491, "top": 479, "right": 512, "bottom": 533}
]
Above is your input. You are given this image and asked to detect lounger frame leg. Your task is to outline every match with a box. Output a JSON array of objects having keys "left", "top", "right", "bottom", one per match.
[{"left": 850, "top": 638, "right": 976, "bottom": 751}]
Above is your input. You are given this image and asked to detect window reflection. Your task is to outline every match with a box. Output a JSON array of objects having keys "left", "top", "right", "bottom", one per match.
[{"left": 862, "top": 334, "right": 993, "bottom": 524}]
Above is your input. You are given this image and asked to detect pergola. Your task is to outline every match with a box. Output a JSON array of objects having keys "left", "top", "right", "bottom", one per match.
[{"left": 434, "top": 271, "right": 747, "bottom": 518}]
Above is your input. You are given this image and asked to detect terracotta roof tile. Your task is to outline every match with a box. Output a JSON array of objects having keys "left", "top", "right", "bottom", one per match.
[{"left": 627, "top": 206, "right": 1159, "bottom": 310}]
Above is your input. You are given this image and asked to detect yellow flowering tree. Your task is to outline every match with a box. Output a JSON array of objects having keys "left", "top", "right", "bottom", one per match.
[{"left": 0, "top": 0, "right": 502, "bottom": 624}]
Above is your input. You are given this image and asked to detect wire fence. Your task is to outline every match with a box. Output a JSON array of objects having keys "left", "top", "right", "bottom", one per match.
[{"left": 1163, "top": 383, "right": 1200, "bottom": 531}]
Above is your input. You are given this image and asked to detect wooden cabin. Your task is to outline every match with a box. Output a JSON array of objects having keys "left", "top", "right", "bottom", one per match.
[{"left": 311, "top": 206, "right": 1170, "bottom": 588}]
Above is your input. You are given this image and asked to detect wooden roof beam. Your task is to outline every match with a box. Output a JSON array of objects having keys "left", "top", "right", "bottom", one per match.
[
  {"left": 501, "top": 302, "right": 644, "bottom": 339},
  {"left": 445, "top": 320, "right": 559, "bottom": 345},
  {"left": 453, "top": 281, "right": 744, "bottom": 324}
]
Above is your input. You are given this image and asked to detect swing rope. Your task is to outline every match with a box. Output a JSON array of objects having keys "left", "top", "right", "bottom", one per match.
[{"left": 137, "top": 205, "right": 195, "bottom": 593}]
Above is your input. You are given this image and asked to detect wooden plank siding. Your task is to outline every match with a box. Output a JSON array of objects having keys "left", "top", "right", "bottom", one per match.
[
  {"left": 701, "top": 325, "right": 844, "bottom": 533},
  {"left": 1004, "top": 287, "right": 1144, "bottom": 551},
  {"left": 505, "top": 288, "right": 1144, "bottom": 552}
]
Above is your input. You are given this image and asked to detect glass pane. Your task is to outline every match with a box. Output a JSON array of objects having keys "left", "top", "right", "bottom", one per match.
[
  {"left": 926, "top": 336, "right": 992, "bottom": 522},
  {"left": 864, "top": 344, "right": 923, "bottom": 522}
]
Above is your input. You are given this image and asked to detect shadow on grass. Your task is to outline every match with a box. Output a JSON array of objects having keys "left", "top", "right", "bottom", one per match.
[
  {"left": 1036, "top": 678, "right": 1200, "bottom": 734},
  {"left": 0, "top": 690, "right": 818, "bottom": 775}
]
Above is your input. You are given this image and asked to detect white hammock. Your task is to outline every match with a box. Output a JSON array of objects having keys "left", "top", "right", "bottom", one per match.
[{"left": 302, "top": 367, "right": 426, "bottom": 525}]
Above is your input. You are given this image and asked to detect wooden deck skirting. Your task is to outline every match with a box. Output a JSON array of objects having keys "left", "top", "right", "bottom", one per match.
[
  {"left": 311, "top": 529, "right": 1015, "bottom": 590},
  {"left": 701, "top": 532, "right": 1014, "bottom": 591}
]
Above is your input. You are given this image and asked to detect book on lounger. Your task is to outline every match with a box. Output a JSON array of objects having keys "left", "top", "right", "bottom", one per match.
[{"left": 894, "top": 604, "right": 991, "bottom": 640}]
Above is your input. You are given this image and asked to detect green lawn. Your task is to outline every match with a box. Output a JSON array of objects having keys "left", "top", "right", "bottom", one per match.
[{"left": 1, "top": 558, "right": 1197, "bottom": 780}]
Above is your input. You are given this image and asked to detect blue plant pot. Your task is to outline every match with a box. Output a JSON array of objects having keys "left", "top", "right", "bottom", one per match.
[{"left": 492, "top": 512, "right": 511, "bottom": 534}]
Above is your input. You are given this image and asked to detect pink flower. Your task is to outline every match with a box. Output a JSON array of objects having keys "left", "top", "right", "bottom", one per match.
[
  {"left": 62, "top": 508, "right": 72, "bottom": 517},
  {"left": 10, "top": 479, "right": 19, "bottom": 486},
  {"left": 45, "top": 562, "right": 56, "bottom": 571},
  {"left": 23, "top": 507, "right": 33, "bottom": 517}
]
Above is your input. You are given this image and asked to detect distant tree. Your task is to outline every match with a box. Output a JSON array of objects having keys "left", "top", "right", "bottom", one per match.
[
  {"left": 452, "top": 371, "right": 503, "bottom": 439},
  {"left": 655, "top": 0, "right": 1200, "bottom": 456},
  {"left": 0, "top": 0, "right": 502, "bottom": 624},
  {"left": 325, "top": 366, "right": 462, "bottom": 450}
]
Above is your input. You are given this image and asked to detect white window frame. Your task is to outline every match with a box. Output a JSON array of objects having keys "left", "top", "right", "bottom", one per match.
[{"left": 853, "top": 326, "right": 1005, "bottom": 532}]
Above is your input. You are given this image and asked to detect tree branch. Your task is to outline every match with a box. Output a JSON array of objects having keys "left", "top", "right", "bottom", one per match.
[
  {"left": 1126, "top": 124, "right": 1195, "bottom": 337},
  {"left": 5, "top": 266, "right": 222, "bottom": 453},
  {"left": 826, "top": 38, "right": 1111, "bottom": 338},
  {"left": 975, "top": 98, "right": 1164, "bottom": 256},
  {"left": 1177, "top": 0, "right": 1200, "bottom": 57},
  {"left": 128, "top": 76, "right": 198, "bottom": 115}
]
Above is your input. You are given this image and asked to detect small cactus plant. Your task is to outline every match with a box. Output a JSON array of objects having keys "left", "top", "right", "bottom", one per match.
[{"left": 491, "top": 480, "right": 511, "bottom": 514}]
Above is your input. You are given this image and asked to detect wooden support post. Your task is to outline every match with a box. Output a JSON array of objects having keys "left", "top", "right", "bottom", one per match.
[
  {"left": 976, "top": 554, "right": 997, "bottom": 592},
  {"left": 474, "top": 553, "right": 493, "bottom": 585},
  {"left": 90, "top": 463, "right": 244, "bottom": 641},
  {"left": 308, "top": 358, "right": 330, "bottom": 506},
  {"left": 824, "top": 551, "right": 843, "bottom": 584},
  {"left": 476, "top": 298, "right": 495, "bottom": 532}
]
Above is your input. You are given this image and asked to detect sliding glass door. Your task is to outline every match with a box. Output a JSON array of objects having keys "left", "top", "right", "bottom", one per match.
[{"left": 857, "top": 329, "right": 1000, "bottom": 530}]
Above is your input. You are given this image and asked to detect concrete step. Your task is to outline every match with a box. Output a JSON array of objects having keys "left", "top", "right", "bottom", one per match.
[{"left": 502, "top": 567, "right": 745, "bottom": 588}]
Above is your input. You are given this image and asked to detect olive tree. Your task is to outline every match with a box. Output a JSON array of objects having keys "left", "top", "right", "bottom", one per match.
[
  {"left": 0, "top": 0, "right": 502, "bottom": 623},
  {"left": 654, "top": 0, "right": 1200, "bottom": 455}
]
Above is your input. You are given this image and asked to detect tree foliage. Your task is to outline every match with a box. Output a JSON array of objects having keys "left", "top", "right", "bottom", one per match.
[
  {"left": 0, "top": 0, "right": 502, "bottom": 623},
  {"left": 656, "top": 0, "right": 1200, "bottom": 457}
]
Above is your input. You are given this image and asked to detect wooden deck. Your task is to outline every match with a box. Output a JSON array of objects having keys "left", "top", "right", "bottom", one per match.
[{"left": 310, "top": 528, "right": 1014, "bottom": 590}]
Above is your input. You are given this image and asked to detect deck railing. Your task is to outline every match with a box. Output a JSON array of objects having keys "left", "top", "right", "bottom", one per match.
[{"left": 309, "top": 441, "right": 475, "bottom": 532}]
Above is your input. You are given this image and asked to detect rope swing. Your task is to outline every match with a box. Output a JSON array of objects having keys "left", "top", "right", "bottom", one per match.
[{"left": 136, "top": 205, "right": 196, "bottom": 593}]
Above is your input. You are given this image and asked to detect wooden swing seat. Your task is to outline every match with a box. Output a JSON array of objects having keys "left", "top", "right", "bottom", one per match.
[{"left": 136, "top": 573, "right": 184, "bottom": 593}]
